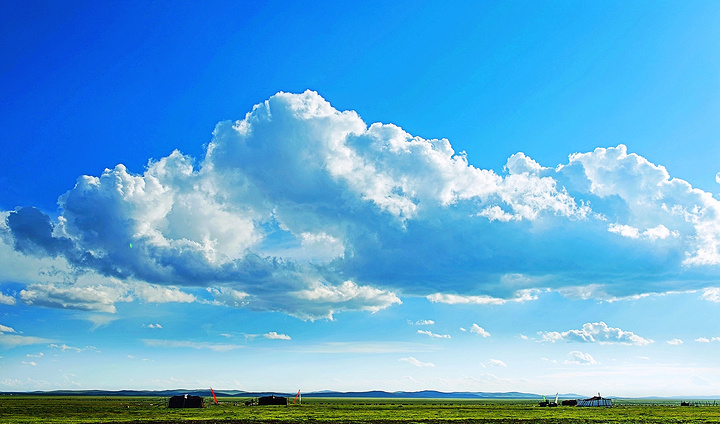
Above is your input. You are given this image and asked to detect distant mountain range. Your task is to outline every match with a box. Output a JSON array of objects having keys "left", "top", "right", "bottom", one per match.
[{"left": 1, "top": 389, "right": 717, "bottom": 400}]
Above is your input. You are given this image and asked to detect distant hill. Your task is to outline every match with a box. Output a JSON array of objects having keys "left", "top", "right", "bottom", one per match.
[
  {"left": 0, "top": 389, "right": 589, "bottom": 399},
  {"left": 302, "top": 390, "right": 558, "bottom": 399},
  {"left": 7, "top": 389, "right": 718, "bottom": 400}
]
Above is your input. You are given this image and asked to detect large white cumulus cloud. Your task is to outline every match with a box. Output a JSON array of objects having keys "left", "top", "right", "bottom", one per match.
[
  {"left": 3, "top": 91, "right": 720, "bottom": 317},
  {"left": 558, "top": 145, "right": 720, "bottom": 266}
]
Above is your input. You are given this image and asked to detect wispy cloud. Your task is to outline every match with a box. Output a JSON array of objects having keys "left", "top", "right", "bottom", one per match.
[
  {"left": 0, "top": 325, "right": 54, "bottom": 348},
  {"left": 48, "top": 344, "right": 98, "bottom": 353},
  {"left": 694, "top": 337, "right": 720, "bottom": 343},
  {"left": 469, "top": 324, "right": 490, "bottom": 337},
  {"left": 142, "top": 339, "right": 243, "bottom": 352},
  {"left": 667, "top": 338, "right": 684, "bottom": 345},
  {"left": 557, "top": 285, "right": 692, "bottom": 303},
  {"left": 400, "top": 357, "right": 435, "bottom": 367},
  {"left": 296, "top": 341, "right": 440, "bottom": 354},
  {"left": 417, "top": 330, "right": 451, "bottom": 339},
  {"left": 565, "top": 351, "right": 598, "bottom": 365},
  {"left": 83, "top": 314, "right": 119, "bottom": 331}
]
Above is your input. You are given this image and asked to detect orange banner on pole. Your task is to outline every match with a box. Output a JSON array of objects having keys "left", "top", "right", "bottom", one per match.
[
  {"left": 211, "top": 387, "right": 218, "bottom": 405},
  {"left": 293, "top": 389, "right": 300, "bottom": 404}
]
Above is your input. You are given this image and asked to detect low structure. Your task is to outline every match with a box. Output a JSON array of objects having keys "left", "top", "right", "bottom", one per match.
[
  {"left": 168, "top": 394, "right": 204, "bottom": 408},
  {"left": 577, "top": 394, "right": 612, "bottom": 407},
  {"left": 258, "top": 395, "right": 287, "bottom": 406}
]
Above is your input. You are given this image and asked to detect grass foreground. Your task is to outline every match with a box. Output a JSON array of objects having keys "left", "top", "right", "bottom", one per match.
[{"left": 2, "top": 396, "right": 720, "bottom": 423}]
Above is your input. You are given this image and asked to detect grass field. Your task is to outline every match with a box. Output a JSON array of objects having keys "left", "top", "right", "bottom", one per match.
[{"left": 2, "top": 396, "right": 720, "bottom": 423}]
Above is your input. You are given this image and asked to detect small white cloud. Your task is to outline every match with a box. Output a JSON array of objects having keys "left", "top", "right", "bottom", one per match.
[
  {"left": 48, "top": 343, "right": 82, "bottom": 352},
  {"left": 417, "top": 330, "right": 451, "bottom": 339},
  {"left": 22, "top": 361, "right": 37, "bottom": 366},
  {"left": 412, "top": 319, "right": 435, "bottom": 325},
  {"left": 488, "top": 359, "right": 506, "bottom": 367},
  {"left": 399, "top": 357, "right": 435, "bottom": 367},
  {"left": 505, "top": 152, "right": 545, "bottom": 175},
  {"left": 565, "top": 351, "right": 598, "bottom": 365},
  {"left": 0, "top": 324, "right": 17, "bottom": 333},
  {"left": 427, "top": 290, "right": 539, "bottom": 306},
  {"left": 146, "top": 323, "right": 162, "bottom": 329},
  {"left": 470, "top": 324, "right": 490, "bottom": 337},
  {"left": 701, "top": 287, "right": 720, "bottom": 303},
  {"left": 477, "top": 205, "right": 519, "bottom": 222},
  {"left": 667, "top": 338, "right": 684, "bottom": 345},
  {"left": 294, "top": 280, "right": 402, "bottom": 320},
  {"left": 607, "top": 223, "right": 677, "bottom": 241},
  {"left": 19, "top": 281, "right": 131, "bottom": 313},
  {"left": 26, "top": 352, "right": 43, "bottom": 358},
  {"left": 695, "top": 337, "right": 710, "bottom": 343},
  {"left": 263, "top": 331, "right": 291, "bottom": 340},
  {"left": 134, "top": 284, "right": 196, "bottom": 304},
  {"left": 539, "top": 322, "right": 652, "bottom": 346},
  {"left": 643, "top": 225, "right": 676, "bottom": 241},
  {"left": 0, "top": 292, "right": 16, "bottom": 305},
  {"left": 427, "top": 293, "right": 505, "bottom": 305},
  {"left": 207, "top": 287, "right": 249, "bottom": 308},
  {"left": 716, "top": 172, "right": 720, "bottom": 185}
]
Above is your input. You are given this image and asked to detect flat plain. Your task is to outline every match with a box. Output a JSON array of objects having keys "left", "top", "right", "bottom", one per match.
[{"left": 3, "top": 396, "right": 720, "bottom": 423}]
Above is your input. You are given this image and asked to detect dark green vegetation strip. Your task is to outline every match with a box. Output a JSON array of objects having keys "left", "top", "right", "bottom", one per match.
[{"left": 3, "top": 396, "right": 720, "bottom": 424}]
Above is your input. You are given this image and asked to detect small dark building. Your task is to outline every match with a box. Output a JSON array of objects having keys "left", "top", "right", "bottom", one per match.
[
  {"left": 258, "top": 395, "right": 287, "bottom": 406},
  {"left": 562, "top": 399, "right": 578, "bottom": 406},
  {"left": 168, "top": 394, "right": 204, "bottom": 408}
]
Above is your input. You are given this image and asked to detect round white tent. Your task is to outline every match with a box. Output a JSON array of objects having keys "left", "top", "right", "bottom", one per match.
[{"left": 577, "top": 394, "right": 612, "bottom": 407}]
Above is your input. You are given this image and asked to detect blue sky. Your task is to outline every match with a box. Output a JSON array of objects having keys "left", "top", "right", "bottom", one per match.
[{"left": 1, "top": 1, "right": 720, "bottom": 397}]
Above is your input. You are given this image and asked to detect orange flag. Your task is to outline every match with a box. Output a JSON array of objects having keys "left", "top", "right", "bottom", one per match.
[
  {"left": 211, "top": 387, "right": 218, "bottom": 405},
  {"left": 293, "top": 389, "right": 300, "bottom": 404}
]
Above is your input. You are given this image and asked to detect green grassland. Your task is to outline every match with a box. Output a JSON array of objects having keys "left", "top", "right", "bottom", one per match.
[{"left": 2, "top": 396, "right": 720, "bottom": 423}]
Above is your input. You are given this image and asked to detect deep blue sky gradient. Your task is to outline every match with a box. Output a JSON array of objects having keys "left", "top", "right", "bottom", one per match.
[{"left": 2, "top": 0, "right": 720, "bottom": 396}]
